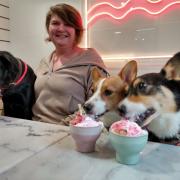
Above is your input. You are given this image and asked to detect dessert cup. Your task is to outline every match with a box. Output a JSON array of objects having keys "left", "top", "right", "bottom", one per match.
[
  {"left": 70, "top": 124, "right": 102, "bottom": 153},
  {"left": 109, "top": 130, "right": 148, "bottom": 165}
]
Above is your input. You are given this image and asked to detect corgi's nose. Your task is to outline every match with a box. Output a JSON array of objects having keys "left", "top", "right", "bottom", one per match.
[
  {"left": 83, "top": 103, "right": 93, "bottom": 114},
  {"left": 118, "top": 105, "right": 127, "bottom": 116}
]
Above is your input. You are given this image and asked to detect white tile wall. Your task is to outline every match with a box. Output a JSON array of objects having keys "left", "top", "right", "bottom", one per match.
[
  {"left": 0, "top": 0, "right": 9, "bottom": 5},
  {"left": 0, "top": 0, "right": 10, "bottom": 50},
  {"left": 0, "top": 17, "right": 9, "bottom": 29},
  {"left": 104, "top": 57, "right": 169, "bottom": 76}
]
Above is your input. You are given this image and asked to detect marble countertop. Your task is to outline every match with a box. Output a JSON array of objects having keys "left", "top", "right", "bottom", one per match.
[{"left": 0, "top": 116, "right": 179, "bottom": 180}]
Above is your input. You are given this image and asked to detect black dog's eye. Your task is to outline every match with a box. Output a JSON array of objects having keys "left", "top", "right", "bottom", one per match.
[
  {"left": 104, "top": 89, "right": 113, "bottom": 96},
  {"left": 137, "top": 82, "right": 147, "bottom": 91}
]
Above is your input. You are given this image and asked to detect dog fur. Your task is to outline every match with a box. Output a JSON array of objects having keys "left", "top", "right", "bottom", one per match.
[
  {"left": 84, "top": 60, "right": 137, "bottom": 128},
  {"left": 0, "top": 51, "right": 36, "bottom": 119},
  {"left": 118, "top": 54, "right": 180, "bottom": 144},
  {"left": 160, "top": 52, "right": 180, "bottom": 80}
]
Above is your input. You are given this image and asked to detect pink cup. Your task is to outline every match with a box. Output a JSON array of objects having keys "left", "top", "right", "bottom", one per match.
[{"left": 70, "top": 124, "right": 102, "bottom": 153}]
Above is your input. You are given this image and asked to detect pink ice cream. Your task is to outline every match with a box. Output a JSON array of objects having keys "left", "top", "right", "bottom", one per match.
[
  {"left": 70, "top": 113, "right": 103, "bottom": 153},
  {"left": 110, "top": 120, "right": 146, "bottom": 137},
  {"left": 70, "top": 113, "right": 103, "bottom": 127}
]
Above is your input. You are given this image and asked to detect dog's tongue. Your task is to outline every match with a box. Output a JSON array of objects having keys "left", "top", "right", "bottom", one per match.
[{"left": 135, "top": 108, "right": 156, "bottom": 126}]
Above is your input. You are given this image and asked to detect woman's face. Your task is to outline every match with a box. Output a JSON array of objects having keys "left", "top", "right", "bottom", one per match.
[{"left": 48, "top": 15, "right": 76, "bottom": 48}]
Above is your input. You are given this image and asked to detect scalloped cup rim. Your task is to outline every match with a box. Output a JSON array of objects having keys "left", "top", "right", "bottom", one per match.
[
  {"left": 70, "top": 124, "right": 102, "bottom": 129},
  {"left": 70, "top": 121, "right": 104, "bottom": 129}
]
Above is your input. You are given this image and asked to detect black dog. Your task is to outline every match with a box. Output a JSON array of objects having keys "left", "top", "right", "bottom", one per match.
[{"left": 0, "top": 51, "right": 36, "bottom": 119}]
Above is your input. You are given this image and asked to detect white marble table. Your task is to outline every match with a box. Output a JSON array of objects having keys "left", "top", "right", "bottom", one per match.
[{"left": 0, "top": 116, "right": 179, "bottom": 180}]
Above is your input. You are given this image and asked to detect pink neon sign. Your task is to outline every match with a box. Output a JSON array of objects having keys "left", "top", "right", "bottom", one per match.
[{"left": 88, "top": 0, "right": 180, "bottom": 26}]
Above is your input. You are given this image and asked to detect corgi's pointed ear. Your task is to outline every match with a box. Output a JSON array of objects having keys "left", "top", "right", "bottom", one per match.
[
  {"left": 92, "top": 67, "right": 103, "bottom": 82},
  {"left": 119, "top": 60, "right": 137, "bottom": 84}
]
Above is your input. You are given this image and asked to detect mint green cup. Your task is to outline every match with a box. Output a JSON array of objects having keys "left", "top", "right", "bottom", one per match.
[{"left": 109, "top": 130, "right": 148, "bottom": 165}]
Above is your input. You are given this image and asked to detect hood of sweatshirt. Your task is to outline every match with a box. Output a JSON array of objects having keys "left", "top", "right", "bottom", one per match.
[{"left": 46, "top": 48, "right": 107, "bottom": 72}]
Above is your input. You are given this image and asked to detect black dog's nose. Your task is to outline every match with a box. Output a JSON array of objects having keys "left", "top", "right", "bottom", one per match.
[
  {"left": 83, "top": 103, "right": 93, "bottom": 114},
  {"left": 118, "top": 105, "right": 127, "bottom": 116}
]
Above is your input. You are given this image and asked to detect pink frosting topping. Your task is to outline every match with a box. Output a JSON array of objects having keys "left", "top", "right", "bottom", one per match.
[
  {"left": 70, "top": 113, "right": 103, "bottom": 127},
  {"left": 110, "top": 120, "right": 145, "bottom": 136}
]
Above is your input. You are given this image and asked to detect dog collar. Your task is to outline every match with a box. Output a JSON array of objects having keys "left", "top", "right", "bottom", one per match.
[
  {"left": 0, "top": 60, "right": 28, "bottom": 92},
  {"left": 11, "top": 61, "right": 28, "bottom": 85}
]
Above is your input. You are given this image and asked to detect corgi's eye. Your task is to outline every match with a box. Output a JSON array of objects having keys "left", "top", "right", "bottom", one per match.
[
  {"left": 104, "top": 89, "right": 113, "bottom": 96},
  {"left": 124, "top": 91, "right": 129, "bottom": 97},
  {"left": 137, "top": 82, "right": 147, "bottom": 91}
]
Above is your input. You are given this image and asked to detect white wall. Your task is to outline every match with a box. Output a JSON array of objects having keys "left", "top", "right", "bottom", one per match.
[
  {"left": 9, "top": 0, "right": 179, "bottom": 75},
  {"left": 9, "top": 0, "right": 84, "bottom": 69},
  {"left": 87, "top": 0, "right": 180, "bottom": 75},
  {"left": 0, "top": 0, "right": 10, "bottom": 51},
  {"left": 104, "top": 57, "right": 168, "bottom": 76}
]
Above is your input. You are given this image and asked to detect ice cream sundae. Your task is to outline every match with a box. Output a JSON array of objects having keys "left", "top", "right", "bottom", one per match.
[
  {"left": 109, "top": 119, "right": 148, "bottom": 165},
  {"left": 70, "top": 105, "right": 103, "bottom": 153},
  {"left": 70, "top": 112, "right": 103, "bottom": 127},
  {"left": 110, "top": 119, "right": 146, "bottom": 137}
]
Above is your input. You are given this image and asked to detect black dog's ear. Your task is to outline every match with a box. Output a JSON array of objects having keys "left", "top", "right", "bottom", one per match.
[
  {"left": 0, "top": 56, "right": 11, "bottom": 69},
  {"left": 0, "top": 51, "right": 19, "bottom": 72},
  {"left": 0, "top": 51, "right": 19, "bottom": 86},
  {"left": 0, "top": 51, "right": 14, "bottom": 69},
  {"left": 0, "top": 56, "right": 12, "bottom": 86}
]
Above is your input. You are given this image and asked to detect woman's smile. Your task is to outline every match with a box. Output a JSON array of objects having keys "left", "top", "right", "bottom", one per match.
[{"left": 48, "top": 15, "right": 75, "bottom": 47}]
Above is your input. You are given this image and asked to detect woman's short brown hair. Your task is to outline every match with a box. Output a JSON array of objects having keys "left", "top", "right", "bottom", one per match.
[{"left": 46, "top": 4, "right": 84, "bottom": 45}]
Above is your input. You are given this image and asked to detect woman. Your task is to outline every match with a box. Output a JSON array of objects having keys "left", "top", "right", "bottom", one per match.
[{"left": 32, "top": 4, "right": 108, "bottom": 125}]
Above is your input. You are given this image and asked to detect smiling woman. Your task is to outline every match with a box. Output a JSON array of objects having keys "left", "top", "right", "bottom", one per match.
[{"left": 32, "top": 3, "right": 108, "bottom": 125}]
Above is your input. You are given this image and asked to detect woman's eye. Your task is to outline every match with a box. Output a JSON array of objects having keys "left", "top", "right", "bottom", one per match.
[
  {"left": 63, "top": 23, "right": 69, "bottom": 26},
  {"left": 104, "top": 89, "right": 113, "bottom": 96},
  {"left": 51, "top": 22, "right": 59, "bottom": 26}
]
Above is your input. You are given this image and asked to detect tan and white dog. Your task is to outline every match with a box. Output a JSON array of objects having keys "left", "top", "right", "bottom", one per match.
[
  {"left": 83, "top": 60, "right": 137, "bottom": 128},
  {"left": 118, "top": 53, "right": 180, "bottom": 145}
]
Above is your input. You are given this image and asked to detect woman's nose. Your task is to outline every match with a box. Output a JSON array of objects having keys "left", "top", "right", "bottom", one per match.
[{"left": 58, "top": 23, "right": 65, "bottom": 31}]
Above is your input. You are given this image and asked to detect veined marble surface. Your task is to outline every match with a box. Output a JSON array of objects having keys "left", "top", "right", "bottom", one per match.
[
  {"left": 0, "top": 116, "right": 69, "bottom": 174},
  {"left": 0, "top": 116, "right": 179, "bottom": 180}
]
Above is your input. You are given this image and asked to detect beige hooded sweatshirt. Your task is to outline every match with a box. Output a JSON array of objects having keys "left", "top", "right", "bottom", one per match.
[{"left": 32, "top": 48, "right": 108, "bottom": 125}]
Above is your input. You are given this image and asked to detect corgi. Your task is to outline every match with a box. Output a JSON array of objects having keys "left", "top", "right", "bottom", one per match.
[
  {"left": 118, "top": 57, "right": 180, "bottom": 145},
  {"left": 83, "top": 60, "right": 137, "bottom": 128}
]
